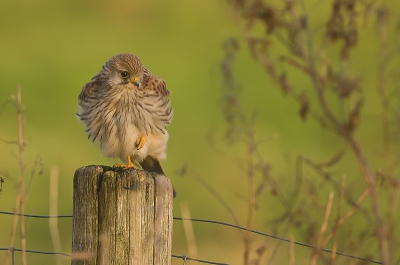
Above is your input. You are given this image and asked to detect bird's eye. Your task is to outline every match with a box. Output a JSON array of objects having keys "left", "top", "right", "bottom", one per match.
[{"left": 120, "top": 71, "right": 129, "bottom": 78}]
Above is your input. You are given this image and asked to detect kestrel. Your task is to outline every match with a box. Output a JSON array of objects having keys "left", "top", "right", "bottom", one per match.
[{"left": 77, "top": 53, "right": 173, "bottom": 190}]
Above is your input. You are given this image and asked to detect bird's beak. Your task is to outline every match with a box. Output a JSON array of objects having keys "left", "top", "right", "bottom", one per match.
[{"left": 129, "top": 76, "right": 140, "bottom": 87}]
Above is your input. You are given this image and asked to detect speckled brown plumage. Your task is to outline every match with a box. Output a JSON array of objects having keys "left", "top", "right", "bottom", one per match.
[{"left": 77, "top": 53, "right": 173, "bottom": 177}]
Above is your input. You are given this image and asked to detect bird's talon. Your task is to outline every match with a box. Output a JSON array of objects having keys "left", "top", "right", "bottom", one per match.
[
  {"left": 113, "top": 156, "right": 137, "bottom": 170},
  {"left": 136, "top": 135, "right": 147, "bottom": 150}
]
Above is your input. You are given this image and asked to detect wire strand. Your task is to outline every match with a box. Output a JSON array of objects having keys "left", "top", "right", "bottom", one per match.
[
  {"left": 174, "top": 217, "right": 382, "bottom": 265},
  {"left": 0, "top": 211, "right": 72, "bottom": 218}
]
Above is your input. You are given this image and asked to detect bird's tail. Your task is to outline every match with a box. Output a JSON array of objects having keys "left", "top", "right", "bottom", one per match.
[{"left": 140, "top": 156, "right": 177, "bottom": 198}]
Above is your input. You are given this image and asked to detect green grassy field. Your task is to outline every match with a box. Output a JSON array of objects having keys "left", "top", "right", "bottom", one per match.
[{"left": 1, "top": 0, "right": 399, "bottom": 264}]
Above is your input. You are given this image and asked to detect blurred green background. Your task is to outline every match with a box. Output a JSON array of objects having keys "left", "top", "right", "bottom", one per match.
[{"left": 1, "top": 0, "right": 399, "bottom": 264}]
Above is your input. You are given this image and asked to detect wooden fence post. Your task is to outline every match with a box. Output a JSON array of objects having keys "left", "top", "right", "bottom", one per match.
[{"left": 71, "top": 165, "right": 173, "bottom": 265}]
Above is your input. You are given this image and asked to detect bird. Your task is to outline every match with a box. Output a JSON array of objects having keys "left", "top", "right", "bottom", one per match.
[{"left": 77, "top": 53, "right": 175, "bottom": 196}]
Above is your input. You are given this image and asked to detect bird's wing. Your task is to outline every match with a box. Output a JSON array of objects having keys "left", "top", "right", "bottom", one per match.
[
  {"left": 78, "top": 74, "right": 102, "bottom": 101},
  {"left": 142, "top": 73, "right": 171, "bottom": 97},
  {"left": 140, "top": 156, "right": 165, "bottom": 175}
]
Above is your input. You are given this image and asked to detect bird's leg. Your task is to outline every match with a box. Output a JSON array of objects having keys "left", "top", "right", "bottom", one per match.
[
  {"left": 136, "top": 135, "right": 147, "bottom": 150},
  {"left": 125, "top": 155, "right": 136, "bottom": 168},
  {"left": 113, "top": 156, "right": 138, "bottom": 169},
  {"left": 113, "top": 135, "right": 146, "bottom": 170}
]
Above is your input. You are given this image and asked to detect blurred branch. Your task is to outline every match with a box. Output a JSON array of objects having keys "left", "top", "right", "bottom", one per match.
[
  {"left": 1, "top": 87, "right": 43, "bottom": 265},
  {"left": 4, "top": 87, "right": 27, "bottom": 265},
  {"left": 222, "top": 0, "right": 398, "bottom": 264},
  {"left": 220, "top": 38, "right": 274, "bottom": 264},
  {"left": 376, "top": 7, "right": 399, "bottom": 260},
  {"left": 323, "top": 185, "right": 370, "bottom": 246},
  {"left": 193, "top": 174, "right": 242, "bottom": 230},
  {"left": 16, "top": 86, "right": 27, "bottom": 265}
]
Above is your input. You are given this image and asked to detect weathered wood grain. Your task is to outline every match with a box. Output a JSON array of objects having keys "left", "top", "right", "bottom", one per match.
[{"left": 72, "top": 166, "right": 173, "bottom": 265}]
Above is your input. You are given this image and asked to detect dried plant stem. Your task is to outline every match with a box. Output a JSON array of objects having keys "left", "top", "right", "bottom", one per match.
[
  {"left": 17, "top": 86, "right": 27, "bottom": 265},
  {"left": 193, "top": 175, "right": 241, "bottom": 229},
  {"left": 377, "top": 9, "right": 397, "bottom": 259},
  {"left": 323, "top": 186, "right": 370, "bottom": 247},
  {"left": 299, "top": 6, "right": 389, "bottom": 262},
  {"left": 330, "top": 176, "right": 346, "bottom": 265},
  {"left": 4, "top": 87, "right": 27, "bottom": 265},
  {"left": 310, "top": 191, "right": 334, "bottom": 265},
  {"left": 4, "top": 190, "right": 21, "bottom": 265},
  {"left": 289, "top": 234, "right": 295, "bottom": 265},
  {"left": 347, "top": 137, "right": 389, "bottom": 264},
  {"left": 180, "top": 201, "right": 198, "bottom": 262},
  {"left": 243, "top": 131, "right": 256, "bottom": 265},
  {"left": 224, "top": 0, "right": 397, "bottom": 263},
  {"left": 377, "top": 8, "right": 392, "bottom": 181},
  {"left": 49, "top": 166, "right": 62, "bottom": 265}
]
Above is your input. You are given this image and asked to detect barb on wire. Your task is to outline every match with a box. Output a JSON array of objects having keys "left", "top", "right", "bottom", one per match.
[
  {"left": 172, "top": 254, "right": 229, "bottom": 265},
  {"left": 0, "top": 247, "right": 70, "bottom": 257}
]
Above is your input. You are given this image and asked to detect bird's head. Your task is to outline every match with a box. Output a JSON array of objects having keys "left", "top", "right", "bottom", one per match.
[{"left": 102, "top": 53, "right": 145, "bottom": 89}]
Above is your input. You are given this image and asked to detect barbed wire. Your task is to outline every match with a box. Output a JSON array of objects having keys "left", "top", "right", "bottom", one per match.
[
  {"left": 0, "top": 211, "right": 382, "bottom": 264},
  {"left": 0, "top": 247, "right": 70, "bottom": 257},
  {"left": 172, "top": 254, "right": 229, "bottom": 265},
  {"left": 174, "top": 217, "right": 382, "bottom": 264},
  {"left": 0, "top": 247, "right": 226, "bottom": 265}
]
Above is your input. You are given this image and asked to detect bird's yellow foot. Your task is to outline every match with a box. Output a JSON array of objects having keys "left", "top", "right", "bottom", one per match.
[
  {"left": 113, "top": 156, "right": 137, "bottom": 170},
  {"left": 136, "top": 135, "right": 147, "bottom": 150}
]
